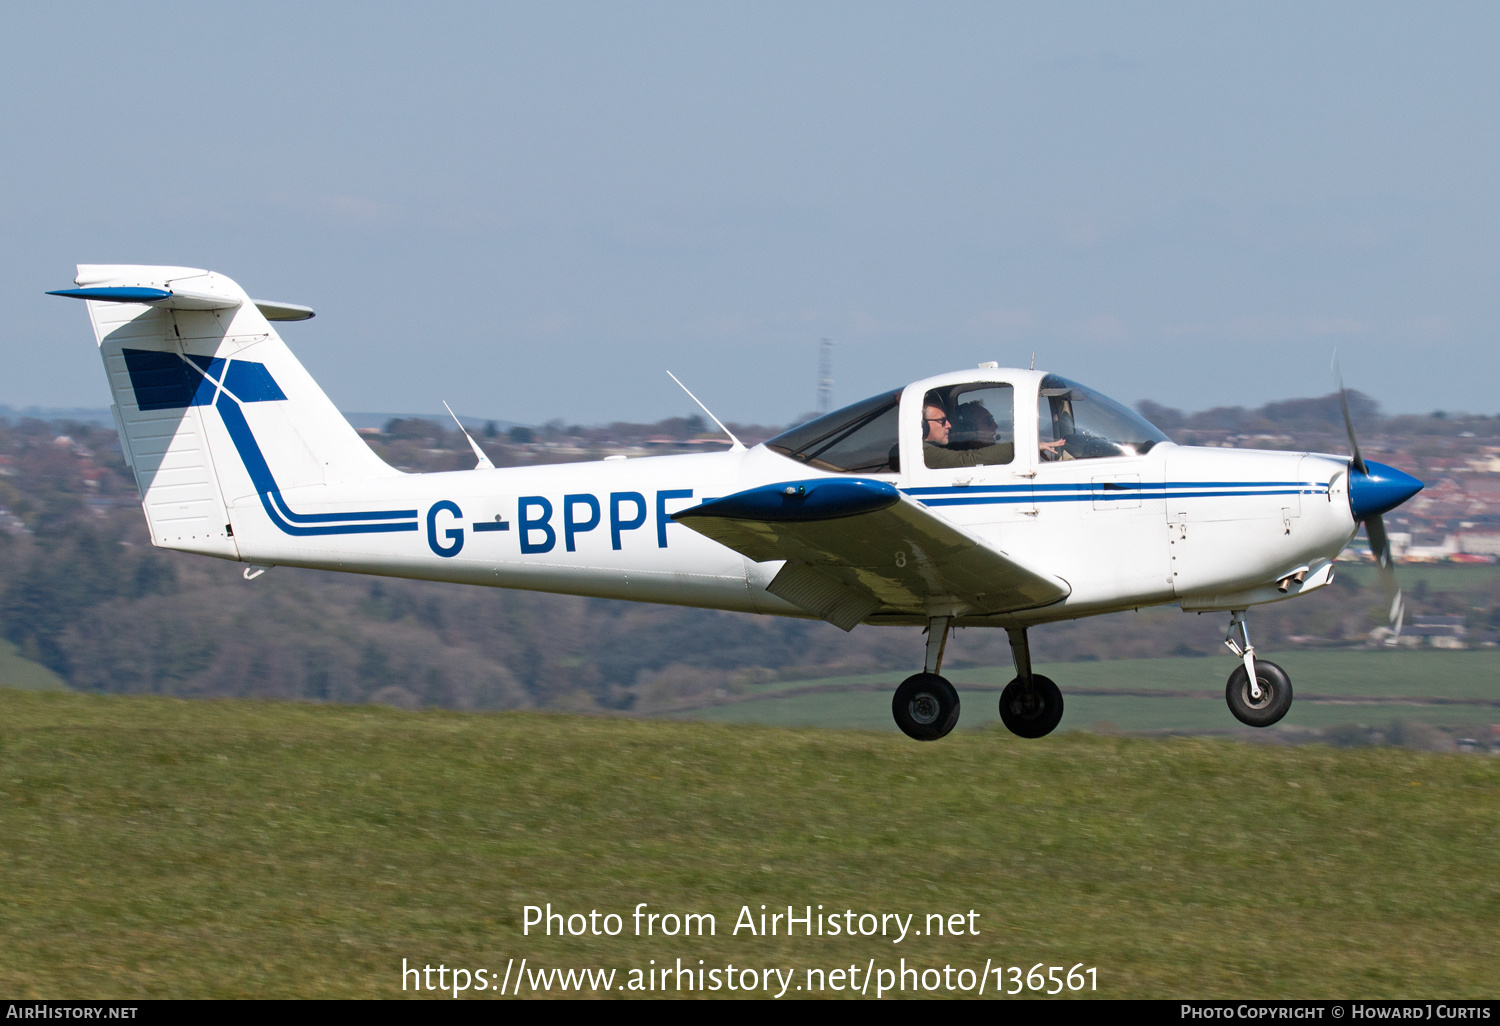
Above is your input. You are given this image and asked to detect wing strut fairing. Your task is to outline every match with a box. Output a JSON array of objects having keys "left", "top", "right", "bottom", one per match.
[{"left": 674, "top": 478, "right": 1070, "bottom": 630}]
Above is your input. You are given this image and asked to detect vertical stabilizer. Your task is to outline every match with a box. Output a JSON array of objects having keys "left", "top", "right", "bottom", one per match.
[{"left": 61, "top": 265, "right": 398, "bottom": 560}]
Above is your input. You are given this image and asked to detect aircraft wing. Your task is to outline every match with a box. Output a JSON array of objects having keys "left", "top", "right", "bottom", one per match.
[{"left": 673, "top": 478, "right": 1069, "bottom": 630}]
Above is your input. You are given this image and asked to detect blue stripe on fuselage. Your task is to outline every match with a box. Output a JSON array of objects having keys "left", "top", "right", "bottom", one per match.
[{"left": 905, "top": 480, "right": 1326, "bottom": 508}]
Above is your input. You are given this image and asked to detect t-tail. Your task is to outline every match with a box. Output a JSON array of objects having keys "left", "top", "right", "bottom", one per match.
[{"left": 51, "top": 264, "right": 399, "bottom": 561}]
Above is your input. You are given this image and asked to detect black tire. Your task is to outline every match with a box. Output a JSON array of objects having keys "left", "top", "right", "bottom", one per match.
[
  {"left": 892, "top": 673, "right": 961, "bottom": 741},
  {"left": 1225, "top": 659, "right": 1293, "bottom": 728},
  {"left": 998, "top": 674, "right": 1064, "bottom": 738}
]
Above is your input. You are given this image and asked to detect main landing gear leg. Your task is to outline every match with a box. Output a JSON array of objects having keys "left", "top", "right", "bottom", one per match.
[
  {"left": 925, "top": 616, "right": 951, "bottom": 674},
  {"left": 891, "top": 617, "right": 960, "bottom": 741},
  {"left": 1223, "top": 609, "right": 1293, "bottom": 727},
  {"left": 998, "top": 627, "right": 1064, "bottom": 738}
]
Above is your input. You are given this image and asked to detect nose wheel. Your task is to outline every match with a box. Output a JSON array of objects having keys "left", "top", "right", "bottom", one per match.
[{"left": 1226, "top": 660, "right": 1292, "bottom": 727}]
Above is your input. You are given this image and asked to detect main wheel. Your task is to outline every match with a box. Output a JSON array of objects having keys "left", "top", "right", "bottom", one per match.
[
  {"left": 998, "top": 674, "right": 1064, "bottom": 738},
  {"left": 892, "top": 673, "right": 961, "bottom": 741},
  {"left": 1225, "top": 660, "right": 1293, "bottom": 727}
]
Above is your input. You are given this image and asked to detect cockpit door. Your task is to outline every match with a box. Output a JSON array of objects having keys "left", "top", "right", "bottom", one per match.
[{"left": 901, "top": 378, "right": 1038, "bottom": 532}]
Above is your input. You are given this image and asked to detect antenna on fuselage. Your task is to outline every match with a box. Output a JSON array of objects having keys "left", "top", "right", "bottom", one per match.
[
  {"left": 665, "top": 371, "right": 746, "bottom": 452},
  {"left": 442, "top": 400, "right": 496, "bottom": 470},
  {"left": 818, "top": 338, "right": 834, "bottom": 414}
]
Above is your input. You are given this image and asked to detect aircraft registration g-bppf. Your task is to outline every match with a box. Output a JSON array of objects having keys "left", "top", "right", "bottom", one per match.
[{"left": 51, "top": 265, "right": 1424, "bottom": 740}]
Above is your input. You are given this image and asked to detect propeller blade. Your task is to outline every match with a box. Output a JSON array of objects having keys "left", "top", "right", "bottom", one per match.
[
  {"left": 1332, "top": 353, "right": 1368, "bottom": 475},
  {"left": 1333, "top": 357, "right": 1408, "bottom": 634},
  {"left": 1364, "top": 513, "right": 1404, "bottom": 633},
  {"left": 1365, "top": 510, "right": 1391, "bottom": 568}
]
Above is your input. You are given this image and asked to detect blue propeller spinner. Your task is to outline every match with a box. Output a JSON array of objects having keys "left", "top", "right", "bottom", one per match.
[{"left": 1347, "top": 461, "right": 1423, "bottom": 523}]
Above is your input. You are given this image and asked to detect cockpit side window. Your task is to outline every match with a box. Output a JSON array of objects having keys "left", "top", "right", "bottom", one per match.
[
  {"left": 922, "top": 384, "right": 1015, "bottom": 469},
  {"left": 765, "top": 389, "right": 901, "bottom": 473},
  {"left": 1037, "top": 374, "right": 1169, "bottom": 461}
]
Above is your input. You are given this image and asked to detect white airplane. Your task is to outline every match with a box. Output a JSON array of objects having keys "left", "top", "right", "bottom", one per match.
[{"left": 49, "top": 264, "right": 1423, "bottom": 741}]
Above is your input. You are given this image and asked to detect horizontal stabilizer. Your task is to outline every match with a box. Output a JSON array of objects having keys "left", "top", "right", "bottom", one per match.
[
  {"left": 50, "top": 266, "right": 315, "bottom": 321},
  {"left": 251, "top": 299, "right": 315, "bottom": 321},
  {"left": 48, "top": 286, "right": 239, "bottom": 311}
]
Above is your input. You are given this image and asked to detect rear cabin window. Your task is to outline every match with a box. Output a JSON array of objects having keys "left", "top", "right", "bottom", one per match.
[{"left": 765, "top": 389, "right": 901, "bottom": 473}]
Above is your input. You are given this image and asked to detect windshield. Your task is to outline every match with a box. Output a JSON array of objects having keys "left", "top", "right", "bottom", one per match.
[
  {"left": 766, "top": 389, "right": 902, "bottom": 473},
  {"left": 1037, "top": 374, "right": 1169, "bottom": 461}
]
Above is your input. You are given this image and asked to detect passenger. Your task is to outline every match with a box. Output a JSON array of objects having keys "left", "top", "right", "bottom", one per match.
[
  {"left": 950, "top": 401, "right": 998, "bottom": 449},
  {"left": 923, "top": 397, "right": 1014, "bottom": 468}
]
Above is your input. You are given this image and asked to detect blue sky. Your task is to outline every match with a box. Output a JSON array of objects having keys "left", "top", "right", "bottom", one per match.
[{"left": 3, "top": 2, "right": 1497, "bottom": 425}]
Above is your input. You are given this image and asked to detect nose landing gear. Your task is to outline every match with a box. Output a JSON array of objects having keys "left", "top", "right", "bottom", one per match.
[{"left": 1223, "top": 610, "right": 1293, "bottom": 727}]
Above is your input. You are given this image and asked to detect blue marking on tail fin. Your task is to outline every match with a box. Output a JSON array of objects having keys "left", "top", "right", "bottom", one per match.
[
  {"left": 185, "top": 354, "right": 227, "bottom": 381},
  {"left": 120, "top": 349, "right": 416, "bottom": 537},
  {"left": 223, "top": 360, "right": 287, "bottom": 402},
  {"left": 213, "top": 392, "right": 417, "bottom": 535},
  {"left": 122, "top": 349, "right": 216, "bottom": 410},
  {"left": 125, "top": 350, "right": 289, "bottom": 410},
  {"left": 214, "top": 391, "right": 277, "bottom": 493}
]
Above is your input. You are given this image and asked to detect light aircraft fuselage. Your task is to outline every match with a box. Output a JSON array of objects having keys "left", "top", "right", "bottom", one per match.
[{"left": 51, "top": 265, "right": 1423, "bottom": 739}]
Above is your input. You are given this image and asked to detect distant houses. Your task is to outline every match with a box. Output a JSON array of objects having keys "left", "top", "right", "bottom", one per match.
[
  {"left": 1339, "top": 531, "right": 1500, "bottom": 564},
  {"left": 1371, "top": 614, "right": 1470, "bottom": 649}
]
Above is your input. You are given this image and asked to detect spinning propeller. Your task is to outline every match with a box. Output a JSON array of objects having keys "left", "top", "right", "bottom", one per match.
[{"left": 1333, "top": 358, "right": 1424, "bottom": 634}]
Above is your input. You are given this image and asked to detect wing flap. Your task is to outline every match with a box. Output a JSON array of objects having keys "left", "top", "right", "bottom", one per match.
[
  {"left": 765, "top": 562, "right": 879, "bottom": 632},
  {"left": 675, "top": 478, "right": 1069, "bottom": 626}
]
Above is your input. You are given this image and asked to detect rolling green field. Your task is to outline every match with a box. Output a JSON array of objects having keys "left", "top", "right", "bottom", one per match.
[
  {"left": 1336, "top": 563, "right": 1500, "bottom": 593},
  {"left": 1, "top": 688, "right": 1497, "bottom": 998},
  {"left": 685, "top": 650, "right": 1500, "bottom": 735}
]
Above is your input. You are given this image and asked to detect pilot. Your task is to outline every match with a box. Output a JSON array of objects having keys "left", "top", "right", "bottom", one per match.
[
  {"left": 1038, "top": 396, "right": 1073, "bottom": 460},
  {"left": 923, "top": 396, "right": 1014, "bottom": 468}
]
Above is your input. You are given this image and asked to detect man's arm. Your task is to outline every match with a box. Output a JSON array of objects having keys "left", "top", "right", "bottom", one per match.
[{"left": 923, "top": 442, "right": 1014, "bottom": 468}]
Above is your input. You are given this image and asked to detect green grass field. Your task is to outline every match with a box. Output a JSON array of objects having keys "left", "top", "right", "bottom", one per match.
[
  {"left": 685, "top": 650, "right": 1500, "bottom": 735},
  {"left": 1, "top": 688, "right": 1496, "bottom": 998}
]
